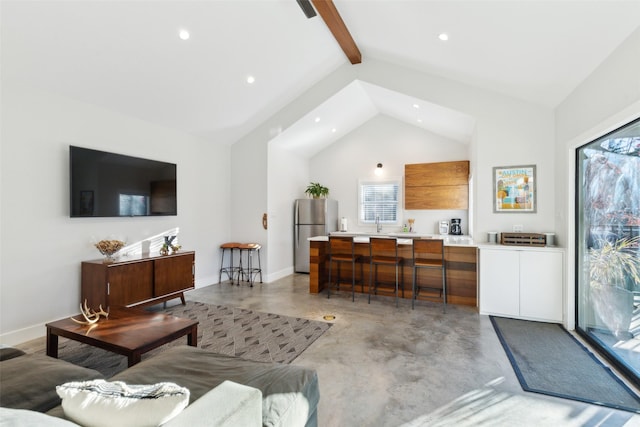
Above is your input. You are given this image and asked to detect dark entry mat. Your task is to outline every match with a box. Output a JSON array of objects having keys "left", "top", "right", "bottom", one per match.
[{"left": 490, "top": 316, "right": 640, "bottom": 413}]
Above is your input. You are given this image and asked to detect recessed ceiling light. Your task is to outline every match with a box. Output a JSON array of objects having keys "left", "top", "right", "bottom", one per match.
[
  {"left": 179, "top": 29, "right": 190, "bottom": 40},
  {"left": 438, "top": 33, "right": 449, "bottom": 41},
  {"left": 413, "top": 104, "right": 420, "bottom": 109},
  {"left": 417, "top": 118, "right": 423, "bottom": 123},
  {"left": 331, "top": 128, "right": 337, "bottom": 133},
  {"left": 246, "top": 75, "right": 255, "bottom": 84},
  {"left": 315, "top": 117, "right": 321, "bottom": 123}
]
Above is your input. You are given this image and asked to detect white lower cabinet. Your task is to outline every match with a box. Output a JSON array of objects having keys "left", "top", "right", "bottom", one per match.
[{"left": 479, "top": 246, "right": 563, "bottom": 322}]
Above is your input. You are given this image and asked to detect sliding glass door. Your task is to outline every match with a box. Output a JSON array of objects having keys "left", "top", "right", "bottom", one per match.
[{"left": 576, "top": 117, "right": 640, "bottom": 384}]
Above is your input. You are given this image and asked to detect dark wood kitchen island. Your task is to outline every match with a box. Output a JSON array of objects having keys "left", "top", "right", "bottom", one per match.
[{"left": 309, "top": 235, "right": 477, "bottom": 307}]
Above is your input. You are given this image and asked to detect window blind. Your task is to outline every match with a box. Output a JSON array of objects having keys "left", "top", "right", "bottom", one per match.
[{"left": 360, "top": 182, "right": 399, "bottom": 223}]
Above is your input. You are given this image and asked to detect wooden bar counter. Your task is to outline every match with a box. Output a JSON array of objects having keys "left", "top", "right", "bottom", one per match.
[{"left": 309, "top": 235, "right": 477, "bottom": 307}]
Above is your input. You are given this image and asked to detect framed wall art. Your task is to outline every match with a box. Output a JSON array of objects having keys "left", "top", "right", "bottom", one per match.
[{"left": 493, "top": 165, "right": 536, "bottom": 213}]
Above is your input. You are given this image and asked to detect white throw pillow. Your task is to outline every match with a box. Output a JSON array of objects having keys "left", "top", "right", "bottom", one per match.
[
  {"left": 0, "top": 407, "right": 80, "bottom": 427},
  {"left": 56, "top": 379, "right": 190, "bottom": 427}
]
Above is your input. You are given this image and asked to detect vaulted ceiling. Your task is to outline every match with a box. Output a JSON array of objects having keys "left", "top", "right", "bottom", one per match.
[{"left": 3, "top": 1, "right": 639, "bottom": 157}]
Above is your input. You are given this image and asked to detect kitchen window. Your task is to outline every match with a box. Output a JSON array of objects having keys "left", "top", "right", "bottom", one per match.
[{"left": 359, "top": 179, "right": 401, "bottom": 225}]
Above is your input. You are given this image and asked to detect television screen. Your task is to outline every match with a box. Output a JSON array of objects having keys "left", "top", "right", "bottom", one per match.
[{"left": 70, "top": 146, "right": 177, "bottom": 217}]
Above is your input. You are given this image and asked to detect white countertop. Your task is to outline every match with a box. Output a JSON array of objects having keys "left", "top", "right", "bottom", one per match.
[
  {"left": 311, "top": 233, "right": 565, "bottom": 250},
  {"left": 309, "top": 232, "right": 476, "bottom": 247},
  {"left": 476, "top": 242, "right": 564, "bottom": 252}
]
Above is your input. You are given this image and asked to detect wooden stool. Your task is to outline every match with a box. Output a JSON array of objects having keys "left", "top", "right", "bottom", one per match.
[
  {"left": 238, "top": 243, "right": 262, "bottom": 287},
  {"left": 327, "top": 236, "right": 362, "bottom": 302},
  {"left": 219, "top": 242, "right": 241, "bottom": 284},
  {"left": 369, "top": 237, "right": 404, "bottom": 307},
  {"left": 412, "top": 238, "right": 446, "bottom": 311}
]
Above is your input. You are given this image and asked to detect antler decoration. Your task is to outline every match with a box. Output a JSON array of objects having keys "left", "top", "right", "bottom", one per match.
[{"left": 70, "top": 300, "right": 109, "bottom": 325}]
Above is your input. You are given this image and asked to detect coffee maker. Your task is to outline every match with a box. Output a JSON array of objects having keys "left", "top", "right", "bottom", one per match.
[{"left": 450, "top": 218, "right": 462, "bottom": 235}]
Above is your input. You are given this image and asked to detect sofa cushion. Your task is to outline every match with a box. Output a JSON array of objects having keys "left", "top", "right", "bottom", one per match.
[
  {"left": 0, "top": 346, "right": 26, "bottom": 361},
  {"left": 109, "top": 345, "right": 319, "bottom": 427},
  {"left": 0, "top": 353, "right": 103, "bottom": 412},
  {"left": 0, "top": 407, "right": 80, "bottom": 426},
  {"left": 162, "top": 380, "right": 262, "bottom": 427},
  {"left": 56, "top": 379, "right": 189, "bottom": 427}
]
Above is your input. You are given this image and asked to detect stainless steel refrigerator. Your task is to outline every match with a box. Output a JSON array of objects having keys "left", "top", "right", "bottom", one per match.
[{"left": 294, "top": 198, "right": 338, "bottom": 273}]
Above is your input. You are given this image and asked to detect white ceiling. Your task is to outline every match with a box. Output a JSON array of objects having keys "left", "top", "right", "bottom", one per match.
[{"left": 3, "top": 1, "right": 640, "bottom": 157}]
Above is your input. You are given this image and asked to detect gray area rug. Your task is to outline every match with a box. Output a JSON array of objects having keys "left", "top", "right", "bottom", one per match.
[
  {"left": 44, "top": 301, "right": 331, "bottom": 377},
  {"left": 491, "top": 316, "right": 640, "bottom": 413}
]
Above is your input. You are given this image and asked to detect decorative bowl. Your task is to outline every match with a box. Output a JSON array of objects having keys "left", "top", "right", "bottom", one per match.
[{"left": 95, "top": 239, "right": 125, "bottom": 262}]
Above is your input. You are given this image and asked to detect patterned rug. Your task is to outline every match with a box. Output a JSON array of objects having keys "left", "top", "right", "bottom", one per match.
[{"left": 44, "top": 301, "right": 332, "bottom": 377}]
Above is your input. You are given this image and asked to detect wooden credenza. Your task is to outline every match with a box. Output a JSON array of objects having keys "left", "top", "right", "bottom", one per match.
[{"left": 81, "top": 251, "right": 195, "bottom": 309}]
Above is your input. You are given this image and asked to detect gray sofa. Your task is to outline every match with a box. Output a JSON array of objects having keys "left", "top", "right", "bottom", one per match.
[{"left": 0, "top": 345, "right": 319, "bottom": 427}]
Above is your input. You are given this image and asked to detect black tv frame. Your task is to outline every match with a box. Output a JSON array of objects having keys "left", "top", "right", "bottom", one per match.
[{"left": 69, "top": 146, "right": 177, "bottom": 218}]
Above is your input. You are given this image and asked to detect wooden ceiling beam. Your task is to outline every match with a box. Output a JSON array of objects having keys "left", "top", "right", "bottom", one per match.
[{"left": 311, "top": 0, "right": 361, "bottom": 64}]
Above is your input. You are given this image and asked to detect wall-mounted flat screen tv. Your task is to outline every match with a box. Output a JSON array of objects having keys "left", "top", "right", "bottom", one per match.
[{"left": 70, "top": 146, "right": 177, "bottom": 217}]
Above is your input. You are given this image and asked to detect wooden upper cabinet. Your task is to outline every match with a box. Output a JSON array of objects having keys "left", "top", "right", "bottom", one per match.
[{"left": 405, "top": 161, "right": 470, "bottom": 210}]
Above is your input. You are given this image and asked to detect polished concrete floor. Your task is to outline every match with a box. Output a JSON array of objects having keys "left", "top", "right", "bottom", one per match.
[
  {"left": 188, "top": 274, "right": 640, "bottom": 427},
  {"left": 15, "top": 273, "right": 640, "bottom": 426}
]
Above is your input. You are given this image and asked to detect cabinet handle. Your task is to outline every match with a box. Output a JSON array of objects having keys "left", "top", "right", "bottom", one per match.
[{"left": 107, "top": 282, "right": 110, "bottom": 295}]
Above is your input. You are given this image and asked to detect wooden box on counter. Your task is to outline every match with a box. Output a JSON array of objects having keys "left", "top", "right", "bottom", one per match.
[
  {"left": 500, "top": 232, "right": 546, "bottom": 247},
  {"left": 81, "top": 251, "right": 195, "bottom": 309}
]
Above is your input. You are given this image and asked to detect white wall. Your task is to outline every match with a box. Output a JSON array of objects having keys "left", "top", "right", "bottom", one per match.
[
  {"left": 229, "top": 129, "right": 269, "bottom": 282},
  {"left": 233, "top": 58, "right": 556, "bottom": 290},
  {"left": 310, "top": 115, "right": 472, "bottom": 235},
  {"left": 230, "top": 63, "right": 356, "bottom": 281},
  {"left": 267, "top": 144, "right": 309, "bottom": 280},
  {"left": 555, "top": 27, "right": 640, "bottom": 330},
  {"left": 353, "top": 60, "right": 556, "bottom": 243},
  {"left": 0, "top": 82, "right": 230, "bottom": 344}
]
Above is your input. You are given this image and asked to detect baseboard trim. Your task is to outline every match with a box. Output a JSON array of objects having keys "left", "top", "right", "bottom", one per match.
[
  {"left": 266, "top": 266, "right": 293, "bottom": 283},
  {"left": 1, "top": 323, "right": 46, "bottom": 346}
]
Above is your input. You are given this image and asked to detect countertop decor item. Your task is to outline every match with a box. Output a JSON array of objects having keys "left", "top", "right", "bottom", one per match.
[
  {"left": 69, "top": 299, "right": 109, "bottom": 325},
  {"left": 500, "top": 232, "right": 546, "bottom": 246},
  {"left": 94, "top": 239, "right": 125, "bottom": 262},
  {"left": 161, "top": 235, "right": 180, "bottom": 255},
  {"left": 304, "top": 182, "right": 329, "bottom": 199}
]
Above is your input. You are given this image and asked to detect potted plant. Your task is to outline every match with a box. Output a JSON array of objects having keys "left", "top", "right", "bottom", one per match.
[
  {"left": 304, "top": 182, "right": 329, "bottom": 199},
  {"left": 589, "top": 235, "right": 640, "bottom": 339}
]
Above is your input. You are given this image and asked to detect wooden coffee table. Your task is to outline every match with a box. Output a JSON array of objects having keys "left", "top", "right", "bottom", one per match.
[{"left": 46, "top": 306, "right": 198, "bottom": 367}]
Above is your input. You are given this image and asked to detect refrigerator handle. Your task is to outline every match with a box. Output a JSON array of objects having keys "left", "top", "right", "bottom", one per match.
[{"left": 294, "top": 225, "right": 299, "bottom": 249}]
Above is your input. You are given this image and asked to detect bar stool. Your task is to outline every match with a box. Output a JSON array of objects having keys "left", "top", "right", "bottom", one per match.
[
  {"left": 411, "top": 238, "right": 446, "bottom": 311},
  {"left": 327, "top": 236, "right": 362, "bottom": 302},
  {"left": 369, "top": 237, "right": 404, "bottom": 307},
  {"left": 219, "top": 242, "right": 241, "bottom": 284},
  {"left": 238, "top": 243, "right": 262, "bottom": 287}
]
